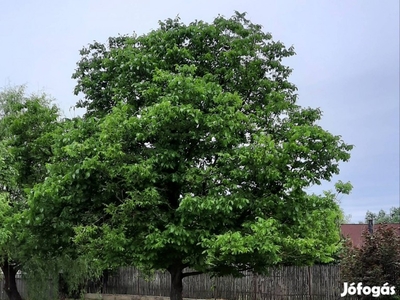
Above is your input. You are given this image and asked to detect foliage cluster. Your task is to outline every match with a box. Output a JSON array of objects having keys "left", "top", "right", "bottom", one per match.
[
  {"left": 363, "top": 207, "right": 400, "bottom": 224},
  {"left": 0, "top": 86, "right": 101, "bottom": 300}
]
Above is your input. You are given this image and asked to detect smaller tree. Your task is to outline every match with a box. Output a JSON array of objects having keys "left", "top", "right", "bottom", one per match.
[
  {"left": 0, "top": 85, "right": 100, "bottom": 300},
  {"left": 340, "top": 224, "right": 400, "bottom": 299},
  {"left": 0, "top": 85, "right": 61, "bottom": 300},
  {"left": 363, "top": 207, "right": 400, "bottom": 224}
]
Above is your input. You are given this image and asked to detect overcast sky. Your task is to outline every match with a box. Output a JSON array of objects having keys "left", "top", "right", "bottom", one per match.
[{"left": 1, "top": 1, "right": 399, "bottom": 223}]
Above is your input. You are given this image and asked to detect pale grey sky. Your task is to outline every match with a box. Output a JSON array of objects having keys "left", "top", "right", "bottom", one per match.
[{"left": 1, "top": 1, "right": 399, "bottom": 223}]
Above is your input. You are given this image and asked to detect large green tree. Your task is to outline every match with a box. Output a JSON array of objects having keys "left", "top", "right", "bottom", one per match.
[{"left": 29, "top": 12, "right": 353, "bottom": 300}]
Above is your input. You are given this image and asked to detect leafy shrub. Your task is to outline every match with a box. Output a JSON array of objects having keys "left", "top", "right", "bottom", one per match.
[{"left": 341, "top": 224, "right": 400, "bottom": 299}]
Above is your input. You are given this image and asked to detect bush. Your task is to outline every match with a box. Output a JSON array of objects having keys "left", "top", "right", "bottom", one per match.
[{"left": 340, "top": 224, "right": 400, "bottom": 299}]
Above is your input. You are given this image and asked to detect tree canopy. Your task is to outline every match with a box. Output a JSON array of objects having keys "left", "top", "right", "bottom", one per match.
[
  {"left": 28, "top": 12, "right": 353, "bottom": 300},
  {"left": 363, "top": 207, "right": 400, "bottom": 224},
  {"left": 0, "top": 85, "right": 61, "bottom": 300},
  {"left": 0, "top": 86, "right": 98, "bottom": 300}
]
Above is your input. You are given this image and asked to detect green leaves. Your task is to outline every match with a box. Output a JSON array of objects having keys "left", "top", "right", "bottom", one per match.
[
  {"left": 334, "top": 180, "right": 353, "bottom": 195},
  {"left": 0, "top": 86, "right": 69, "bottom": 300}
]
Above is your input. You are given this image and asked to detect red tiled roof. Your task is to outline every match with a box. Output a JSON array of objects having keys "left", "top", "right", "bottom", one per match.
[{"left": 340, "top": 224, "right": 400, "bottom": 247}]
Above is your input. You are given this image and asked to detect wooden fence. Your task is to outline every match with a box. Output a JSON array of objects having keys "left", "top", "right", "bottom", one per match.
[
  {"left": 1, "top": 265, "right": 359, "bottom": 300},
  {"left": 86, "top": 265, "right": 357, "bottom": 300}
]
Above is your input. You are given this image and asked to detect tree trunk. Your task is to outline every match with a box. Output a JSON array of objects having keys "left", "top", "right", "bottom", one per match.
[
  {"left": 1, "top": 259, "right": 23, "bottom": 300},
  {"left": 58, "top": 273, "right": 68, "bottom": 300},
  {"left": 168, "top": 263, "right": 184, "bottom": 300}
]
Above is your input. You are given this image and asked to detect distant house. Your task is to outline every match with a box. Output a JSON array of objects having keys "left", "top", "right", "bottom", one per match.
[{"left": 340, "top": 223, "right": 400, "bottom": 248}]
